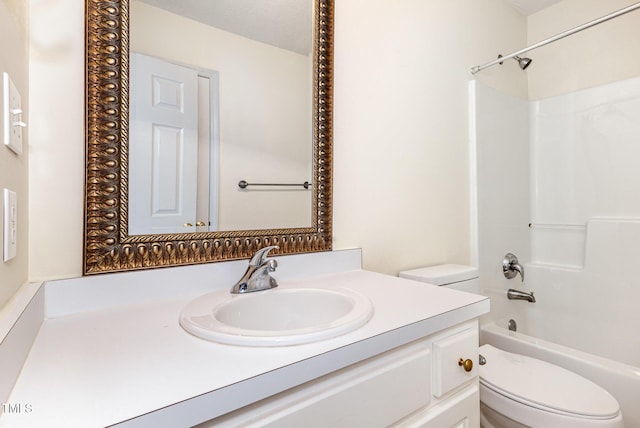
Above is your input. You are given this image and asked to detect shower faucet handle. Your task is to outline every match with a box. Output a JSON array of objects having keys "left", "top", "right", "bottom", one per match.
[{"left": 503, "top": 253, "right": 525, "bottom": 282}]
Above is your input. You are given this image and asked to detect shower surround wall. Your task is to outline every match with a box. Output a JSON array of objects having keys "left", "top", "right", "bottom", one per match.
[
  {"left": 472, "top": 76, "right": 640, "bottom": 367},
  {"left": 528, "top": 76, "right": 640, "bottom": 366},
  {"left": 469, "top": 81, "right": 530, "bottom": 324}
]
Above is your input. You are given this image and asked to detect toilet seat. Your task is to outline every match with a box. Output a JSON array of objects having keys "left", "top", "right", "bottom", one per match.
[{"left": 479, "top": 345, "right": 622, "bottom": 425}]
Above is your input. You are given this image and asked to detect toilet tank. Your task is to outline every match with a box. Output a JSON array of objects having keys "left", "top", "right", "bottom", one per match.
[{"left": 398, "top": 264, "right": 479, "bottom": 294}]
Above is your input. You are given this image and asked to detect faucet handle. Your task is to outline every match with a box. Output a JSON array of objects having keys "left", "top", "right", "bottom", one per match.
[
  {"left": 503, "top": 253, "right": 525, "bottom": 281},
  {"left": 266, "top": 258, "right": 278, "bottom": 272},
  {"left": 249, "top": 245, "right": 279, "bottom": 266}
]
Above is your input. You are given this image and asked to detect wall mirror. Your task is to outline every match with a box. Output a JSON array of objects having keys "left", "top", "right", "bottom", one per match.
[{"left": 84, "top": 0, "right": 333, "bottom": 274}]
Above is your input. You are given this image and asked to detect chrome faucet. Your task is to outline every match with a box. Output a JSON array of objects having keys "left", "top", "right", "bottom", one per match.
[
  {"left": 503, "top": 253, "right": 525, "bottom": 282},
  {"left": 507, "top": 288, "right": 536, "bottom": 303},
  {"left": 230, "top": 246, "right": 279, "bottom": 294}
]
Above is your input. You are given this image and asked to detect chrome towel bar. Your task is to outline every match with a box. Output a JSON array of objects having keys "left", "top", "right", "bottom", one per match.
[{"left": 238, "top": 180, "right": 312, "bottom": 189}]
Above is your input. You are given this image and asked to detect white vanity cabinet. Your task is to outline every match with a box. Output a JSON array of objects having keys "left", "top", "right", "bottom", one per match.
[
  {"left": 2, "top": 265, "right": 489, "bottom": 428},
  {"left": 200, "top": 320, "right": 480, "bottom": 428}
]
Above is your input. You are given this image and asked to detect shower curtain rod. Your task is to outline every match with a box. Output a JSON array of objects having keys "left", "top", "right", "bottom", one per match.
[{"left": 470, "top": 1, "right": 640, "bottom": 74}]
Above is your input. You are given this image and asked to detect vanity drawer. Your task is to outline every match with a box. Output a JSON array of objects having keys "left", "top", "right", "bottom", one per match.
[
  {"left": 207, "top": 339, "right": 432, "bottom": 427},
  {"left": 432, "top": 325, "right": 478, "bottom": 397}
]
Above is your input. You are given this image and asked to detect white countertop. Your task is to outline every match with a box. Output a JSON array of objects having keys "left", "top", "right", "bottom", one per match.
[{"left": 1, "top": 269, "right": 488, "bottom": 428}]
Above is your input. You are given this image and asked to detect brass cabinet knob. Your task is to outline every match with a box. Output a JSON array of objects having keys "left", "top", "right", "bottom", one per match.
[
  {"left": 184, "top": 223, "right": 193, "bottom": 227},
  {"left": 196, "top": 221, "right": 206, "bottom": 226},
  {"left": 458, "top": 358, "right": 473, "bottom": 372}
]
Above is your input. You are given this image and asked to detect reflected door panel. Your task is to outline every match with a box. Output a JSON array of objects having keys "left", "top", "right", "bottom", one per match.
[{"left": 129, "top": 53, "right": 199, "bottom": 234}]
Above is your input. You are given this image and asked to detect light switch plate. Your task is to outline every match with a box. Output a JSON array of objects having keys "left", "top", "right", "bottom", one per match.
[
  {"left": 3, "top": 72, "right": 24, "bottom": 155},
  {"left": 3, "top": 188, "right": 17, "bottom": 262}
]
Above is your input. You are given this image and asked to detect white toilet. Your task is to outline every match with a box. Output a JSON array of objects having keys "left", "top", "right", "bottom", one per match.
[
  {"left": 479, "top": 344, "right": 624, "bottom": 427},
  {"left": 399, "top": 264, "right": 625, "bottom": 428}
]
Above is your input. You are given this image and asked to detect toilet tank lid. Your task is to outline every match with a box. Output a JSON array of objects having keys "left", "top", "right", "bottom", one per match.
[{"left": 398, "top": 264, "right": 478, "bottom": 286}]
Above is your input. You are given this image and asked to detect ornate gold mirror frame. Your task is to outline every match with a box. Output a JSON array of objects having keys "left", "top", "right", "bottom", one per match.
[{"left": 84, "top": 0, "right": 333, "bottom": 274}]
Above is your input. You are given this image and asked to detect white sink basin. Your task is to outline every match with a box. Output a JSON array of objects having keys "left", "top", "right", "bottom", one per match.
[{"left": 179, "top": 287, "right": 374, "bottom": 346}]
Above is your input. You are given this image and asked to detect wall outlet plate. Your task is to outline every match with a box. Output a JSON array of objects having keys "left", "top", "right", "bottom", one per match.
[
  {"left": 3, "top": 188, "right": 17, "bottom": 262},
  {"left": 3, "top": 72, "right": 24, "bottom": 155}
]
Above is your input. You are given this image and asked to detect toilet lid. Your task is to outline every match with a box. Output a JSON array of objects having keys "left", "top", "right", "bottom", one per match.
[{"left": 479, "top": 344, "right": 619, "bottom": 419}]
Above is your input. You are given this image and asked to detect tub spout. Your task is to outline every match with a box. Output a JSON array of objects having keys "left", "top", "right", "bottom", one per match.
[{"left": 507, "top": 288, "right": 536, "bottom": 303}]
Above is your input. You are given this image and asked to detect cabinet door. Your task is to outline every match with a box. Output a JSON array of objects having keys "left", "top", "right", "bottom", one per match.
[
  {"left": 432, "top": 327, "right": 478, "bottom": 397},
  {"left": 393, "top": 384, "right": 479, "bottom": 428}
]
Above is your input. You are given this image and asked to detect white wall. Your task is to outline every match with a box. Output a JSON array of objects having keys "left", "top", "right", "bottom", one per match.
[
  {"left": 28, "top": 0, "right": 85, "bottom": 282},
  {"left": 333, "top": 0, "right": 527, "bottom": 274},
  {"left": 527, "top": 0, "right": 640, "bottom": 100},
  {"left": 0, "top": 0, "right": 29, "bottom": 309}
]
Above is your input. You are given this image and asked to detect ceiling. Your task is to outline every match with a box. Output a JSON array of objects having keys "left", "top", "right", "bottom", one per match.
[
  {"left": 136, "top": 0, "right": 564, "bottom": 56},
  {"left": 507, "top": 0, "right": 564, "bottom": 16},
  {"left": 136, "top": 0, "right": 312, "bottom": 55}
]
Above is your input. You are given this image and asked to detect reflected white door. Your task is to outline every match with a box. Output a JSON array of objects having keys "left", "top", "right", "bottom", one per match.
[{"left": 129, "top": 53, "right": 199, "bottom": 234}]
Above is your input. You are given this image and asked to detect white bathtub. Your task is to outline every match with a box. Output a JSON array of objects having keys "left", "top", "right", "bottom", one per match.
[{"left": 481, "top": 319, "right": 640, "bottom": 427}]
